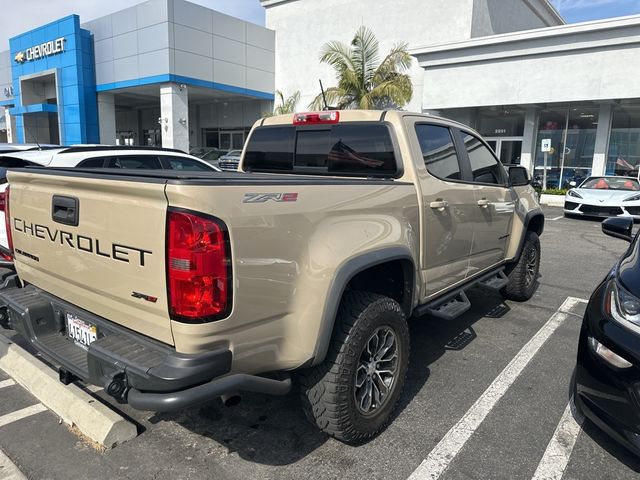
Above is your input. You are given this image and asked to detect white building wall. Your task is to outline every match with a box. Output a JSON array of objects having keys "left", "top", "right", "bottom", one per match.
[
  {"left": 263, "top": 0, "right": 561, "bottom": 112},
  {"left": 415, "top": 16, "right": 640, "bottom": 110}
]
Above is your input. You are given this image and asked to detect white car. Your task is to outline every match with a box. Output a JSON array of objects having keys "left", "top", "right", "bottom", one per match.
[
  {"left": 0, "top": 146, "right": 221, "bottom": 252},
  {"left": 564, "top": 176, "right": 640, "bottom": 219},
  {"left": 3, "top": 146, "right": 221, "bottom": 171}
]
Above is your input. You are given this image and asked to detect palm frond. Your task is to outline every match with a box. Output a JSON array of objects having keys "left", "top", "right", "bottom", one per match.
[{"left": 317, "top": 26, "right": 413, "bottom": 110}]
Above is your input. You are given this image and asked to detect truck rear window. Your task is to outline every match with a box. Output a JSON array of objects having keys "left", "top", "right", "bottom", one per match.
[{"left": 243, "top": 124, "right": 398, "bottom": 177}]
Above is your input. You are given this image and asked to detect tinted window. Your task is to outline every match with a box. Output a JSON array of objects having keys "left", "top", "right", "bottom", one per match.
[
  {"left": 0, "top": 157, "right": 38, "bottom": 184},
  {"left": 76, "top": 158, "right": 106, "bottom": 168},
  {"left": 107, "top": 156, "right": 162, "bottom": 169},
  {"left": 296, "top": 130, "right": 332, "bottom": 167},
  {"left": 244, "top": 126, "right": 295, "bottom": 171},
  {"left": 464, "top": 134, "right": 505, "bottom": 185},
  {"left": 244, "top": 124, "right": 397, "bottom": 177},
  {"left": 415, "top": 124, "right": 461, "bottom": 180},
  {"left": 163, "top": 156, "right": 212, "bottom": 171}
]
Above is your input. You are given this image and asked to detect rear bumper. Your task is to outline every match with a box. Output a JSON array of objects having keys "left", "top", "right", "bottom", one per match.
[{"left": 0, "top": 282, "right": 290, "bottom": 410}]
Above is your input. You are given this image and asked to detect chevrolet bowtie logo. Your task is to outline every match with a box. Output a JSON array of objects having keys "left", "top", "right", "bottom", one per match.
[{"left": 14, "top": 51, "right": 26, "bottom": 64}]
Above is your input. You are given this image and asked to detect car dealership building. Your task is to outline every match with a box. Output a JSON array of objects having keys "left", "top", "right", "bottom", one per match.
[
  {"left": 3, "top": 0, "right": 640, "bottom": 186},
  {"left": 264, "top": 0, "right": 640, "bottom": 186},
  {"left": 0, "top": 0, "right": 274, "bottom": 152}
]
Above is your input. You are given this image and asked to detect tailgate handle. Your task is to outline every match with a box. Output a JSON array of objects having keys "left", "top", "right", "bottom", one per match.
[{"left": 52, "top": 195, "right": 79, "bottom": 226}]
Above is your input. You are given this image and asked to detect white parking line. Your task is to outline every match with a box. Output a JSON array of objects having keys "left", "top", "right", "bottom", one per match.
[
  {"left": 0, "top": 379, "right": 15, "bottom": 390},
  {"left": 0, "top": 404, "right": 47, "bottom": 429},
  {"left": 407, "top": 297, "right": 586, "bottom": 480},
  {"left": 550, "top": 216, "right": 564, "bottom": 221},
  {"left": 531, "top": 400, "right": 584, "bottom": 480}
]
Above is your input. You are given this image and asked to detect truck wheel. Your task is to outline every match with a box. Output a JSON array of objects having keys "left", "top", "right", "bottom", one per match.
[
  {"left": 502, "top": 231, "right": 540, "bottom": 301},
  {"left": 299, "top": 291, "right": 410, "bottom": 444}
]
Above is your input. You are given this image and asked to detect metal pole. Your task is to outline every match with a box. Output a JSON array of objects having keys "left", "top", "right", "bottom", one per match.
[{"left": 543, "top": 152, "right": 548, "bottom": 191}]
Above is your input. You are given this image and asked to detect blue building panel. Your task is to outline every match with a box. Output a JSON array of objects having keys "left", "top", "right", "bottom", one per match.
[{"left": 9, "top": 14, "right": 98, "bottom": 145}]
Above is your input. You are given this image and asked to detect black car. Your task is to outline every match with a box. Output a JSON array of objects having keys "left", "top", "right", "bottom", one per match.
[{"left": 574, "top": 216, "right": 640, "bottom": 455}]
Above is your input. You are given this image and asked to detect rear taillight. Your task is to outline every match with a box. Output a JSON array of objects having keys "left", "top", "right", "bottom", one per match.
[
  {"left": 0, "top": 190, "right": 6, "bottom": 212},
  {"left": 293, "top": 111, "right": 340, "bottom": 125},
  {"left": 167, "top": 208, "right": 231, "bottom": 322},
  {"left": 4, "top": 186, "right": 12, "bottom": 259}
]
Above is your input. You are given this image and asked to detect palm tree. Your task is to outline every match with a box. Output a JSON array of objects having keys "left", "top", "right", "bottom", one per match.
[
  {"left": 265, "top": 90, "right": 301, "bottom": 117},
  {"left": 310, "top": 26, "right": 413, "bottom": 110}
]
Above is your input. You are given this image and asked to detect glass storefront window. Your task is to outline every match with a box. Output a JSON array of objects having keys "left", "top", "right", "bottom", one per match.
[
  {"left": 607, "top": 102, "right": 640, "bottom": 177},
  {"left": 534, "top": 104, "right": 597, "bottom": 188}
]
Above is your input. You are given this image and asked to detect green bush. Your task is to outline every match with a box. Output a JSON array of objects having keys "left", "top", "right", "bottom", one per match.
[{"left": 542, "top": 188, "right": 568, "bottom": 195}]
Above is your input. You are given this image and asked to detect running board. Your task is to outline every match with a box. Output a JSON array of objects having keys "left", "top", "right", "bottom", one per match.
[
  {"left": 478, "top": 270, "right": 509, "bottom": 291},
  {"left": 413, "top": 267, "right": 506, "bottom": 321},
  {"left": 423, "top": 291, "right": 471, "bottom": 320}
]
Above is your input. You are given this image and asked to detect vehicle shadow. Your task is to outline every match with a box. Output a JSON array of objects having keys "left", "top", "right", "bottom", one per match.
[
  {"left": 148, "top": 285, "right": 510, "bottom": 466},
  {"left": 578, "top": 418, "right": 640, "bottom": 472}
]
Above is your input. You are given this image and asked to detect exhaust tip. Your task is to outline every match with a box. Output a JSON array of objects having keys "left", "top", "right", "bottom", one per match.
[{"left": 221, "top": 393, "right": 241, "bottom": 407}]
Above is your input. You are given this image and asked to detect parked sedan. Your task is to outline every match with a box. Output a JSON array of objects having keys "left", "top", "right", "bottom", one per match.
[
  {"left": 564, "top": 176, "right": 640, "bottom": 219},
  {"left": 574, "top": 216, "right": 640, "bottom": 456}
]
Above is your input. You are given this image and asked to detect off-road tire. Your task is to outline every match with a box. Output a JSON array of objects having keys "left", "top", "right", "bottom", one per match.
[
  {"left": 298, "top": 291, "right": 410, "bottom": 444},
  {"left": 502, "top": 231, "right": 540, "bottom": 301}
]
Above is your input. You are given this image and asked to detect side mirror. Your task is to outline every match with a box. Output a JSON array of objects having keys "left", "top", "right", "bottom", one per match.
[
  {"left": 508, "top": 166, "right": 530, "bottom": 187},
  {"left": 569, "top": 181, "right": 577, "bottom": 187},
  {"left": 602, "top": 217, "right": 634, "bottom": 242}
]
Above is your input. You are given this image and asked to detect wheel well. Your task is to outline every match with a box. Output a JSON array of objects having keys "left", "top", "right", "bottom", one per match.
[
  {"left": 345, "top": 259, "right": 414, "bottom": 316},
  {"left": 528, "top": 214, "right": 544, "bottom": 236}
]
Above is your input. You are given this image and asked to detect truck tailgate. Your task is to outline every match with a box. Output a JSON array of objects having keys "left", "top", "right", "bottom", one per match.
[{"left": 7, "top": 171, "right": 173, "bottom": 345}]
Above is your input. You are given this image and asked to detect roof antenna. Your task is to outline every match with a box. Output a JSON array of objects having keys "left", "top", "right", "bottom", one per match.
[
  {"left": 319, "top": 79, "right": 329, "bottom": 111},
  {"left": 23, "top": 120, "right": 41, "bottom": 150}
]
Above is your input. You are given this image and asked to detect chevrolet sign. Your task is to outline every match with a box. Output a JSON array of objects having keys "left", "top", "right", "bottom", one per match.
[{"left": 15, "top": 37, "right": 66, "bottom": 64}]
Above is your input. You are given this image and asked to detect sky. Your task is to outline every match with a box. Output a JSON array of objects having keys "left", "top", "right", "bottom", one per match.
[
  {"left": 550, "top": 0, "right": 640, "bottom": 23},
  {"left": 1, "top": 0, "right": 640, "bottom": 47}
]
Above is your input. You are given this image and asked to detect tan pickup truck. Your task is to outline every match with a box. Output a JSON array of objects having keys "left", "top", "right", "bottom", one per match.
[{"left": 0, "top": 110, "right": 543, "bottom": 443}]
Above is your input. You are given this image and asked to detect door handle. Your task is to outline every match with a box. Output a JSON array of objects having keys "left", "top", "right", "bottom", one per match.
[
  {"left": 477, "top": 198, "right": 491, "bottom": 208},
  {"left": 430, "top": 200, "right": 449, "bottom": 210}
]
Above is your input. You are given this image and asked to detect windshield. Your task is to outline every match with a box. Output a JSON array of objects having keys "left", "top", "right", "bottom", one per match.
[{"left": 580, "top": 177, "right": 640, "bottom": 191}]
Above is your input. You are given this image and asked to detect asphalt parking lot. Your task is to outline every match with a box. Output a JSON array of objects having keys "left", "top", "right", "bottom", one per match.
[{"left": 1, "top": 205, "right": 640, "bottom": 480}]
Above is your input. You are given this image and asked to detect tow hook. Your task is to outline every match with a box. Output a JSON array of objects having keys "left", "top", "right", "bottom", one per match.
[{"left": 105, "top": 373, "right": 129, "bottom": 403}]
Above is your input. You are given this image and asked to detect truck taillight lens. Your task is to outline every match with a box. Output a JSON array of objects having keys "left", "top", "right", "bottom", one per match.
[
  {"left": 167, "top": 209, "right": 231, "bottom": 322},
  {"left": 4, "top": 186, "right": 12, "bottom": 258},
  {"left": 0, "top": 190, "right": 6, "bottom": 212}
]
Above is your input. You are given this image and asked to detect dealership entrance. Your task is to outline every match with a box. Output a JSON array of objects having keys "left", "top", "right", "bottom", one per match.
[{"left": 485, "top": 137, "right": 523, "bottom": 165}]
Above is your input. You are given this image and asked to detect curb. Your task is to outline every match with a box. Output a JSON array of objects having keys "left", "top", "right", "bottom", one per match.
[
  {"left": 540, "top": 194, "right": 565, "bottom": 207},
  {"left": 0, "top": 449, "right": 26, "bottom": 480},
  {"left": 0, "top": 334, "right": 137, "bottom": 449}
]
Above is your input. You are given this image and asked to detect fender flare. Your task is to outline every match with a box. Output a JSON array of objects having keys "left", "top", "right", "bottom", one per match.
[
  {"left": 510, "top": 208, "right": 544, "bottom": 263},
  {"left": 308, "top": 246, "right": 416, "bottom": 367}
]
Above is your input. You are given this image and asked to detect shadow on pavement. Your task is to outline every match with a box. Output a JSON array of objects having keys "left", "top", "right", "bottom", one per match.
[
  {"left": 148, "top": 285, "right": 511, "bottom": 465},
  {"left": 580, "top": 419, "right": 640, "bottom": 473}
]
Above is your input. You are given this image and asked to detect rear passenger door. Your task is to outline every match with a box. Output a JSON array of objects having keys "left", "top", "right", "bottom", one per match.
[
  {"left": 412, "top": 122, "right": 477, "bottom": 298},
  {"left": 460, "top": 132, "right": 516, "bottom": 275}
]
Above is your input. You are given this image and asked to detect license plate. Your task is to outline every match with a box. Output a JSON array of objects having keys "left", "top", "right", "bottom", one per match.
[{"left": 66, "top": 313, "right": 97, "bottom": 350}]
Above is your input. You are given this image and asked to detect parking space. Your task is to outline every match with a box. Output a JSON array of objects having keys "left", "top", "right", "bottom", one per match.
[{"left": 1, "top": 206, "right": 640, "bottom": 480}]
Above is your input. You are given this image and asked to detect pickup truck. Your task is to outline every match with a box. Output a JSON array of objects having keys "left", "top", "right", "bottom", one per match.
[{"left": 0, "top": 110, "right": 543, "bottom": 444}]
